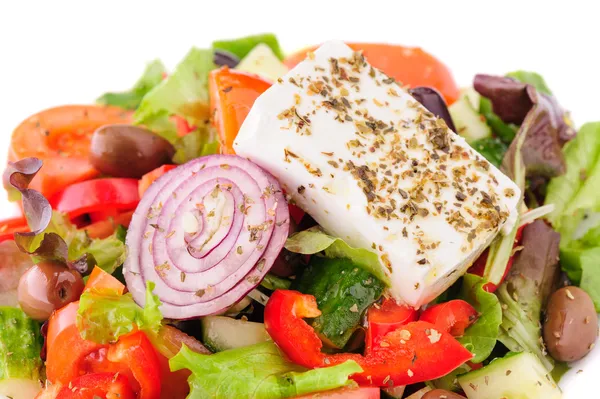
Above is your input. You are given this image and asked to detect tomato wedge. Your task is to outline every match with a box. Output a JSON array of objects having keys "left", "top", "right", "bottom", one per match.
[
  {"left": 209, "top": 67, "right": 271, "bottom": 154},
  {"left": 50, "top": 178, "right": 139, "bottom": 219},
  {"left": 55, "top": 372, "right": 135, "bottom": 399},
  {"left": 138, "top": 164, "right": 177, "bottom": 198},
  {"left": 9, "top": 105, "right": 132, "bottom": 199},
  {"left": 84, "top": 210, "right": 134, "bottom": 239},
  {"left": 284, "top": 43, "right": 459, "bottom": 104}
]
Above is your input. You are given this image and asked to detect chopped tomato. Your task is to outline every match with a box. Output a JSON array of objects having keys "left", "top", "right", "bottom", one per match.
[
  {"left": 0, "top": 216, "right": 29, "bottom": 242},
  {"left": 50, "top": 178, "right": 139, "bottom": 219},
  {"left": 419, "top": 300, "right": 478, "bottom": 336},
  {"left": 284, "top": 43, "right": 459, "bottom": 104},
  {"left": 209, "top": 67, "right": 271, "bottom": 154},
  {"left": 84, "top": 210, "right": 134, "bottom": 239},
  {"left": 366, "top": 298, "right": 417, "bottom": 351},
  {"left": 294, "top": 387, "right": 381, "bottom": 398},
  {"left": 84, "top": 267, "right": 126, "bottom": 294},
  {"left": 8, "top": 105, "right": 132, "bottom": 199},
  {"left": 55, "top": 372, "right": 135, "bottom": 399},
  {"left": 138, "top": 165, "right": 177, "bottom": 197}
]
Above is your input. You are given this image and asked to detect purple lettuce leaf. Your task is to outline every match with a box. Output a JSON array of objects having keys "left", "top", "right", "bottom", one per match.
[{"left": 474, "top": 75, "right": 576, "bottom": 179}]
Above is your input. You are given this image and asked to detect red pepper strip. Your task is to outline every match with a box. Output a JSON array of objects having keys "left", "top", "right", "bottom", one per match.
[
  {"left": 264, "top": 290, "right": 473, "bottom": 387},
  {"left": 50, "top": 178, "right": 140, "bottom": 219},
  {"left": 0, "top": 216, "right": 29, "bottom": 243},
  {"left": 107, "top": 331, "right": 162, "bottom": 399},
  {"left": 263, "top": 290, "right": 326, "bottom": 367},
  {"left": 419, "top": 300, "right": 478, "bottom": 336},
  {"left": 56, "top": 372, "right": 135, "bottom": 399},
  {"left": 366, "top": 298, "right": 417, "bottom": 352},
  {"left": 468, "top": 224, "right": 525, "bottom": 292}
]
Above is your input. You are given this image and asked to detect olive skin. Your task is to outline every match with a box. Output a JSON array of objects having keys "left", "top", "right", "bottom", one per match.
[
  {"left": 422, "top": 389, "right": 466, "bottom": 399},
  {"left": 543, "top": 286, "right": 598, "bottom": 362},
  {"left": 17, "top": 262, "right": 84, "bottom": 321},
  {"left": 90, "top": 124, "right": 175, "bottom": 178}
]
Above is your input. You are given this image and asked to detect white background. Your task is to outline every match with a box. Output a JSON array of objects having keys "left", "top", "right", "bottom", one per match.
[{"left": 0, "top": 1, "right": 598, "bottom": 396}]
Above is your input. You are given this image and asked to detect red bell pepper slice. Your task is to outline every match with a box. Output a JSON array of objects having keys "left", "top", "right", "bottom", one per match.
[
  {"left": 0, "top": 216, "right": 29, "bottom": 243},
  {"left": 468, "top": 224, "right": 525, "bottom": 292},
  {"left": 209, "top": 67, "right": 271, "bottom": 154},
  {"left": 107, "top": 331, "right": 161, "bottom": 399},
  {"left": 264, "top": 290, "right": 473, "bottom": 387},
  {"left": 56, "top": 372, "right": 135, "bottom": 399},
  {"left": 84, "top": 210, "right": 134, "bottom": 239},
  {"left": 138, "top": 164, "right": 177, "bottom": 198},
  {"left": 50, "top": 178, "right": 140, "bottom": 219},
  {"left": 419, "top": 300, "right": 478, "bottom": 336},
  {"left": 366, "top": 298, "right": 417, "bottom": 352}
]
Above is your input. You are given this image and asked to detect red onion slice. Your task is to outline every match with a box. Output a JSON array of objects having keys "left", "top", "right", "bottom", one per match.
[{"left": 124, "top": 155, "right": 289, "bottom": 319}]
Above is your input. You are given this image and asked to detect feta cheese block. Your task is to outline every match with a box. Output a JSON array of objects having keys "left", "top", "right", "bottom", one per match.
[{"left": 234, "top": 41, "right": 521, "bottom": 307}]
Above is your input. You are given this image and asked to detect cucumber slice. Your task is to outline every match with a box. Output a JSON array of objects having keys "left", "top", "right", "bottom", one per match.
[
  {"left": 458, "top": 352, "right": 562, "bottom": 399},
  {"left": 0, "top": 378, "right": 42, "bottom": 399},
  {"left": 236, "top": 44, "right": 289, "bottom": 82},
  {"left": 201, "top": 316, "right": 271, "bottom": 352},
  {"left": 449, "top": 88, "right": 491, "bottom": 144}
]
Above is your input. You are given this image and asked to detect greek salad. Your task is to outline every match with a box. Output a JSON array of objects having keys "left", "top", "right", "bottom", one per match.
[{"left": 1, "top": 33, "right": 599, "bottom": 399}]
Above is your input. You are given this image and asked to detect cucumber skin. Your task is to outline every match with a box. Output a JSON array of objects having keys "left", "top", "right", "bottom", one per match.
[
  {"left": 294, "top": 257, "right": 384, "bottom": 349},
  {"left": 201, "top": 316, "right": 271, "bottom": 352},
  {"left": 0, "top": 307, "right": 44, "bottom": 380}
]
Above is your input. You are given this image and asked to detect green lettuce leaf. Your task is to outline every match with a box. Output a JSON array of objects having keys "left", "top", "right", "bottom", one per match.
[
  {"left": 77, "top": 282, "right": 162, "bottom": 344},
  {"left": 172, "top": 126, "right": 219, "bottom": 164},
  {"left": 97, "top": 60, "right": 166, "bottom": 110},
  {"left": 506, "top": 71, "right": 553, "bottom": 96},
  {"left": 545, "top": 122, "right": 600, "bottom": 233},
  {"left": 260, "top": 273, "right": 291, "bottom": 291},
  {"left": 285, "top": 226, "right": 391, "bottom": 286},
  {"left": 134, "top": 48, "right": 216, "bottom": 143},
  {"left": 213, "top": 33, "right": 284, "bottom": 60},
  {"left": 169, "top": 342, "right": 360, "bottom": 399},
  {"left": 458, "top": 274, "right": 502, "bottom": 363},
  {"left": 20, "top": 212, "right": 126, "bottom": 274}
]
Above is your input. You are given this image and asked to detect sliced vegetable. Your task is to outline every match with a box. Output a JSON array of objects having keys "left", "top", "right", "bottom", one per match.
[
  {"left": 0, "top": 378, "right": 42, "bottom": 399},
  {"left": 50, "top": 178, "right": 140, "bottom": 219},
  {"left": 170, "top": 342, "right": 361, "bottom": 399},
  {"left": 264, "top": 290, "right": 472, "bottom": 387},
  {"left": 84, "top": 210, "right": 134, "bottom": 239},
  {"left": 261, "top": 273, "right": 292, "bottom": 290},
  {"left": 457, "top": 352, "right": 561, "bottom": 399},
  {"left": 89, "top": 124, "right": 175, "bottom": 178},
  {"left": 365, "top": 298, "right": 417, "bottom": 352},
  {"left": 237, "top": 43, "right": 289, "bottom": 81},
  {"left": 55, "top": 372, "right": 135, "bottom": 399},
  {"left": 409, "top": 87, "right": 456, "bottom": 131},
  {"left": 470, "top": 137, "right": 507, "bottom": 168},
  {"left": 285, "top": 43, "right": 459, "bottom": 104},
  {"left": 138, "top": 164, "right": 177, "bottom": 197},
  {"left": 209, "top": 67, "right": 271, "bottom": 154},
  {"left": 0, "top": 240, "right": 34, "bottom": 307},
  {"left": 171, "top": 125, "right": 219, "bottom": 164},
  {"left": 295, "top": 387, "right": 381, "bottom": 398},
  {"left": 0, "top": 307, "right": 44, "bottom": 380},
  {"left": 294, "top": 257, "right": 385, "bottom": 348},
  {"left": 134, "top": 48, "right": 215, "bottom": 143},
  {"left": 213, "top": 33, "right": 284, "bottom": 61},
  {"left": 124, "top": 155, "right": 289, "bottom": 319},
  {"left": 456, "top": 274, "right": 502, "bottom": 363},
  {"left": 200, "top": 316, "right": 271, "bottom": 352},
  {"left": 448, "top": 88, "right": 491, "bottom": 143},
  {"left": 478, "top": 97, "right": 518, "bottom": 144},
  {"left": 285, "top": 226, "right": 391, "bottom": 286},
  {"left": 0, "top": 217, "right": 29, "bottom": 243},
  {"left": 506, "top": 70, "right": 553, "bottom": 95},
  {"left": 97, "top": 59, "right": 166, "bottom": 110},
  {"left": 8, "top": 105, "right": 131, "bottom": 199},
  {"left": 419, "top": 300, "right": 477, "bottom": 337}
]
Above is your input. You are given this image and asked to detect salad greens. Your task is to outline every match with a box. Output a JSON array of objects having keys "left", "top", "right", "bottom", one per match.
[
  {"left": 213, "top": 33, "right": 285, "bottom": 61},
  {"left": 260, "top": 273, "right": 292, "bottom": 291},
  {"left": 479, "top": 97, "right": 518, "bottom": 144},
  {"left": 470, "top": 137, "right": 507, "bottom": 167},
  {"left": 457, "top": 274, "right": 502, "bottom": 363},
  {"left": 172, "top": 125, "right": 220, "bottom": 164},
  {"left": 134, "top": 48, "right": 216, "bottom": 143},
  {"left": 285, "top": 226, "right": 391, "bottom": 286},
  {"left": 294, "top": 257, "right": 385, "bottom": 349},
  {"left": 97, "top": 60, "right": 166, "bottom": 110},
  {"left": 0, "top": 307, "right": 43, "bottom": 380},
  {"left": 77, "top": 282, "right": 162, "bottom": 344},
  {"left": 169, "top": 342, "right": 361, "bottom": 399},
  {"left": 506, "top": 70, "right": 553, "bottom": 96}
]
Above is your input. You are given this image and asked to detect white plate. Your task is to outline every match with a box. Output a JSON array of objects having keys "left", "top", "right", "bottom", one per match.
[{"left": 0, "top": 1, "right": 598, "bottom": 396}]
